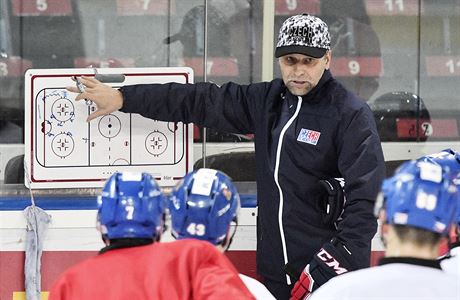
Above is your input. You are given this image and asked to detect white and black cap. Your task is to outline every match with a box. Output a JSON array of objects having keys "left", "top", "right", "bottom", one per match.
[{"left": 275, "top": 14, "right": 331, "bottom": 58}]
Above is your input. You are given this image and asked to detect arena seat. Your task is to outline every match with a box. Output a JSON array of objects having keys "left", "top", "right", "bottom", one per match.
[{"left": 4, "top": 154, "right": 24, "bottom": 184}]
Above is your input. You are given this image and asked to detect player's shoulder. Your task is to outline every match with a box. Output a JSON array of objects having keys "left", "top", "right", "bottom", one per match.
[
  {"left": 166, "top": 238, "right": 221, "bottom": 253},
  {"left": 239, "top": 274, "right": 276, "bottom": 300},
  {"left": 52, "top": 254, "right": 102, "bottom": 281},
  {"left": 441, "top": 255, "right": 460, "bottom": 276},
  {"left": 309, "top": 268, "right": 370, "bottom": 300}
]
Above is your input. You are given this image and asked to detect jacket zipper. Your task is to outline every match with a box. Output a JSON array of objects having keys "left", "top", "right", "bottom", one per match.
[{"left": 274, "top": 96, "right": 302, "bottom": 285}]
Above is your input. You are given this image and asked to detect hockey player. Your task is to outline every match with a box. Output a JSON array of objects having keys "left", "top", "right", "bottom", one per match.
[
  {"left": 421, "top": 149, "right": 460, "bottom": 276},
  {"left": 309, "top": 158, "right": 459, "bottom": 299},
  {"left": 49, "top": 172, "right": 254, "bottom": 300},
  {"left": 169, "top": 168, "right": 275, "bottom": 300}
]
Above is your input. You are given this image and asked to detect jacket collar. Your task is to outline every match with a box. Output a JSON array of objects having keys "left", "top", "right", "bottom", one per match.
[
  {"left": 99, "top": 238, "right": 154, "bottom": 254},
  {"left": 378, "top": 256, "right": 442, "bottom": 269}
]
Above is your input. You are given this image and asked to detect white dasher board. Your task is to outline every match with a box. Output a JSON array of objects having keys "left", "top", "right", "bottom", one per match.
[{"left": 25, "top": 67, "right": 194, "bottom": 188}]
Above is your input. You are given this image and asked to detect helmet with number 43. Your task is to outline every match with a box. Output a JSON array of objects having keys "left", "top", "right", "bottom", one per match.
[
  {"left": 97, "top": 172, "right": 165, "bottom": 240},
  {"left": 169, "top": 168, "right": 240, "bottom": 246},
  {"left": 375, "top": 159, "right": 458, "bottom": 235}
]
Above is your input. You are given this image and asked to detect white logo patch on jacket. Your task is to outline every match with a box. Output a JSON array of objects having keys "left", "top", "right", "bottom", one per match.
[{"left": 297, "top": 128, "right": 321, "bottom": 145}]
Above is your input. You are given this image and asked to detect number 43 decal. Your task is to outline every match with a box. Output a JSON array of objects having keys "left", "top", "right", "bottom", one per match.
[{"left": 187, "top": 223, "right": 206, "bottom": 236}]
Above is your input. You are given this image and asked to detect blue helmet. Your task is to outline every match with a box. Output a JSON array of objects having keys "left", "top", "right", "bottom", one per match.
[
  {"left": 97, "top": 172, "right": 165, "bottom": 240},
  {"left": 376, "top": 159, "right": 458, "bottom": 235},
  {"left": 421, "top": 149, "right": 460, "bottom": 224},
  {"left": 169, "top": 168, "right": 240, "bottom": 245}
]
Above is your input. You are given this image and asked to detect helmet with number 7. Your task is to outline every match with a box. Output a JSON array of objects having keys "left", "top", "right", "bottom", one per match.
[
  {"left": 375, "top": 159, "right": 458, "bottom": 235},
  {"left": 97, "top": 172, "right": 165, "bottom": 240},
  {"left": 169, "top": 168, "right": 240, "bottom": 246}
]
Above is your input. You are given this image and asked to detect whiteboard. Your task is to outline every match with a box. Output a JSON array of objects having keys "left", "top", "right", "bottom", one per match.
[{"left": 24, "top": 67, "right": 194, "bottom": 188}]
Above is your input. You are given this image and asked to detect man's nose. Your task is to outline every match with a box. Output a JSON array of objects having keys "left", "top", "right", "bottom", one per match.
[{"left": 293, "top": 65, "right": 307, "bottom": 77}]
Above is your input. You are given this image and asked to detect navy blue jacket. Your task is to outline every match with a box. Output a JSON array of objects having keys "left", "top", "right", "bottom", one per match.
[{"left": 120, "top": 70, "right": 385, "bottom": 284}]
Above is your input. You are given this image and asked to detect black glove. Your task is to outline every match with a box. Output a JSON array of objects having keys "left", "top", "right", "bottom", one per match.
[
  {"left": 289, "top": 239, "right": 355, "bottom": 299},
  {"left": 289, "top": 263, "right": 316, "bottom": 300},
  {"left": 317, "top": 178, "right": 345, "bottom": 226}
]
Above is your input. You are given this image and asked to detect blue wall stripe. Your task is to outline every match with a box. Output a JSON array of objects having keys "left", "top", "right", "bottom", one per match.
[{"left": 0, "top": 195, "right": 257, "bottom": 211}]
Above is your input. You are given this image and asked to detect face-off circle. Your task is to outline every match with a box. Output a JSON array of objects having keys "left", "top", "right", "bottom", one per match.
[
  {"left": 145, "top": 130, "right": 168, "bottom": 156},
  {"left": 51, "top": 133, "right": 75, "bottom": 158},
  {"left": 51, "top": 98, "right": 75, "bottom": 122},
  {"left": 98, "top": 114, "right": 122, "bottom": 139}
]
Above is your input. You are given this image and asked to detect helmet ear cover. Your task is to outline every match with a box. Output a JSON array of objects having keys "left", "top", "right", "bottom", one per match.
[{"left": 318, "top": 178, "right": 345, "bottom": 226}]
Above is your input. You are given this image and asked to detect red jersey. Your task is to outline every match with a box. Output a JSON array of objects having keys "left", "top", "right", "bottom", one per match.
[{"left": 49, "top": 239, "right": 255, "bottom": 300}]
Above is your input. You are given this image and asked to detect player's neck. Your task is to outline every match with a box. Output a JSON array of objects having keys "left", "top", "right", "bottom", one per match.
[{"left": 385, "top": 240, "right": 438, "bottom": 259}]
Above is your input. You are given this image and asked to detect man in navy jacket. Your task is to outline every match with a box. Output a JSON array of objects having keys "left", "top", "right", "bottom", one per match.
[{"left": 69, "top": 14, "right": 385, "bottom": 300}]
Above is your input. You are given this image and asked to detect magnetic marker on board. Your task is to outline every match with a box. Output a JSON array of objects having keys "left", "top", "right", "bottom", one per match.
[
  {"left": 73, "top": 76, "right": 86, "bottom": 93},
  {"left": 95, "top": 74, "right": 126, "bottom": 83}
]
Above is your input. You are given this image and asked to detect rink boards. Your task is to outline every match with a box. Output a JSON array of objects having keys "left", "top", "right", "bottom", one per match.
[{"left": 0, "top": 197, "right": 385, "bottom": 300}]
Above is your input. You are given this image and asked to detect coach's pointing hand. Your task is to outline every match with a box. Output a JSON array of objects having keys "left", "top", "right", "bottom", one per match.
[{"left": 67, "top": 76, "right": 124, "bottom": 122}]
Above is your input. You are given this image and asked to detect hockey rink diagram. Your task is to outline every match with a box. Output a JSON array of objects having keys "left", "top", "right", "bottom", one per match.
[
  {"left": 35, "top": 89, "right": 182, "bottom": 167},
  {"left": 25, "top": 68, "right": 194, "bottom": 188}
]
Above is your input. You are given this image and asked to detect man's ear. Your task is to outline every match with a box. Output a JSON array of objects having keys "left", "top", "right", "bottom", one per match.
[
  {"left": 378, "top": 209, "right": 389, "bottom": 244},
  {"left": 448, "top": 224, "right": 459, "bottom": 244},
  {"left": 324, "top": 50, "right": 332, "bottom": 70},
  {"left": 381, "top": 222, "right": 390, "bottom": 237},
  {"left": 221, "top": 219, "right": 238, "bottom": 251}
]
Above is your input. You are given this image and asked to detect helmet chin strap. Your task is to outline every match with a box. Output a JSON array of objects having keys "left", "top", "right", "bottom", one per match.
[
  {"left": 154, "top": 233, "right": 161, "bottom": 242},
  {"left": 222, "top": 217, "right": 238, "bottom": 251},
  {"left": 152, "top": 213, "right": 167, "bottom": 242},
  {"left": 101, "top": 234, "right": 110, "bottom": 246}
]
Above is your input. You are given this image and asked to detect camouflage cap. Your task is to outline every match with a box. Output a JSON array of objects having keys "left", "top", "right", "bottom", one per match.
[{"left": 275, "top": 14, "right": 331, "bottom": 58}]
